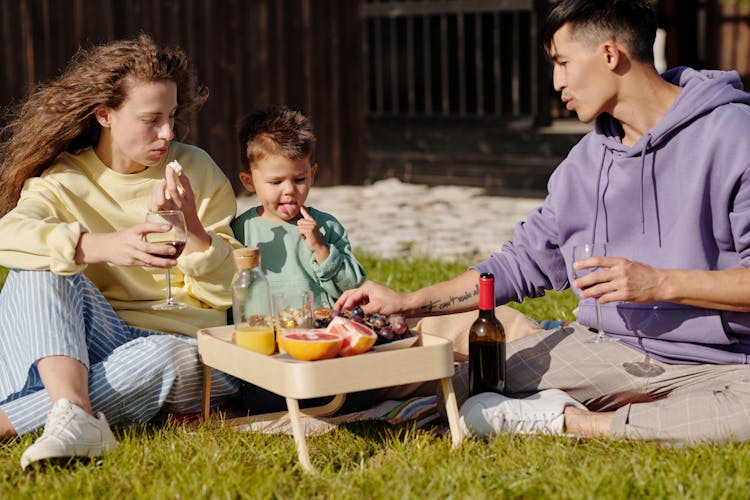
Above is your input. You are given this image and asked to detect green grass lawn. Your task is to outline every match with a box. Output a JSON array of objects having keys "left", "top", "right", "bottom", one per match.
[{"left": 2, "top": 258, "right": 750, "bottom": 498}]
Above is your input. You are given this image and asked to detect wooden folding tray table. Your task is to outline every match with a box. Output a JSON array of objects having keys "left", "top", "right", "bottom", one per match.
[{"left": 197, "top": 325, "right": 464, "bottom": 473}]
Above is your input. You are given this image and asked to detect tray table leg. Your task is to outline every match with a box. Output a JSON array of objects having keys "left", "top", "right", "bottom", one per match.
[
  {"left": 304, "top": 393, "right": 345, "bottom": 417},
  {"left": 202, "top": 365, "right": 212, "bottom": 421},
  {"left": 285, "top": 396, "right": 316, "bottom": 473},
  {"left": 440, "top": 376, "right": 464, "bottom": 449}
]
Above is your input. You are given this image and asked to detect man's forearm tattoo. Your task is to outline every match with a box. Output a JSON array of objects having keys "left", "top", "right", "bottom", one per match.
[{"left": 418, "top": 284, "right": 479, "bottom": 314}]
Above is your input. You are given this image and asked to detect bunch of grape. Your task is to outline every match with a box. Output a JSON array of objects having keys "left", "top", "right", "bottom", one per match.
[{"left": 313, "top": 306, "right": 416, "bottom": 345}]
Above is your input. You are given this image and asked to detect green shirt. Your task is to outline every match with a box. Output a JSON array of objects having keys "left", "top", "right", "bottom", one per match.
[{"left": 231, "top": 206, "right": 366, "bottom": 308}]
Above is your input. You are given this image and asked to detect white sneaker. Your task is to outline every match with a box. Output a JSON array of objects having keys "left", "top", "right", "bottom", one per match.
[
  {"left": 459, "top": 389, "right": 585, "bottom": 437},
  {"left": 20, "top": 399, "right": 119, "bottom": 469}
]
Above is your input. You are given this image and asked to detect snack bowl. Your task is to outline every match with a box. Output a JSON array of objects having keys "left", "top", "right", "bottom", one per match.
[{"left": 278, "top": 328, "right": 343, "bottom": 361}]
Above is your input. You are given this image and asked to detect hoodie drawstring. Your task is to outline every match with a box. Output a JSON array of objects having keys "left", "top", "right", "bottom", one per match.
[
  {"left": 591, "top": 146, "right": 613, "bottom": 245},
  {"left": 590, "top": 147, "right": 606, "bottom": 245},
  {"left": 640, "top": 135, "right": 650, "bottom": 235},
  {"left": 594, "top": 134, "right": 662, "bottom": 250},
  {"left": 638, "top": 134, "right": 662, "bottom": 247}
]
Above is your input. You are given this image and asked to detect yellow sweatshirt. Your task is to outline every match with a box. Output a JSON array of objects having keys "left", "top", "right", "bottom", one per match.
[{"left": 0, "top": 143, "right": 240, "bottom": 336}]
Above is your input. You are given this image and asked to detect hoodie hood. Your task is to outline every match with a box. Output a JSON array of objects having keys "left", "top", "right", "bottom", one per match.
[
  {"left": 589, "top": 68, "right": 750, "bottom": 246},
  {"left": 596, "top": 67, "right": 750, "bottom": 153}
]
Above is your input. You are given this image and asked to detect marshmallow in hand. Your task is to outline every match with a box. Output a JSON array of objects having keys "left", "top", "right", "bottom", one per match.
[
  {"left": 168, "top": 160, "right": 183, "bottom": 176},
  {"left": 165, "top": 160, "right": 185, "bottom": 198}
]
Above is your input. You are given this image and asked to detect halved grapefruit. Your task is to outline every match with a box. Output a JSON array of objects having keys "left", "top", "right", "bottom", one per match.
[
  {"left": 279, "top": 329, "right": 343, "bottom": 361},
  {"left": 326, "top": 316, "right": 377, "bottom": 356}
]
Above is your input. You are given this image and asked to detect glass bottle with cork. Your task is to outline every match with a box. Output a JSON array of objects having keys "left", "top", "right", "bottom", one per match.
[
  {"left": 468, "top": 272, "right": 507, "bottom": 395},
  {"left": 232, "top": 247, "right": 275, "bottom": 355}
]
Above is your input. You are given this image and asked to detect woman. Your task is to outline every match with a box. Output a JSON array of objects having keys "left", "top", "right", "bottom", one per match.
[{"left": 0, "top": 34, "right": 241, "bottom": 469}]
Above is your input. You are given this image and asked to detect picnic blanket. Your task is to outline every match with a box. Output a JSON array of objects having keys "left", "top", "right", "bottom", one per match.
[{"left": 230, "top": 395, "right": 441, "bottom": 436}]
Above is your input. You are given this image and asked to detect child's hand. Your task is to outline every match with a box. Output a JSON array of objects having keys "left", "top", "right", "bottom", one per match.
[{"left": 297, "top": 206, "right": 329, "bottom": 264}]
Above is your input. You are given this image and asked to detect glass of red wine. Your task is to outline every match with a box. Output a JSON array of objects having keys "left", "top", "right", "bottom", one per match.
[{"left": 146, "top": 210, "right": 187, "bottom": 311}]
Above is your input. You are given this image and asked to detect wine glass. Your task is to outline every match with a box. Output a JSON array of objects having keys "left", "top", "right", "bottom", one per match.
[
  {"left": 146, "top": 210, "right": 187, "bottom": 311},
  {"left": 572, "top": 243, "right": 617, "bottom": 343}
]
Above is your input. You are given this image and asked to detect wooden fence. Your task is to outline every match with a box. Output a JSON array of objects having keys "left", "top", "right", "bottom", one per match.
[
  {"left": 715, "top": 1, "right": 750, "bottom": 84},
  {"left": 0, "top": 0, "right": 365, "bottom": 191},
  {"left": 658, "top": 0, "right": 750, "bottom": 87},
  {"left": 2, "top": 0, "right": 749, "bottom": 196}
]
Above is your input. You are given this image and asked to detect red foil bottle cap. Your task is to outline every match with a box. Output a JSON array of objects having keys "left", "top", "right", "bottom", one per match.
[{"left": 478, "top": 272, "right": 495, "bottom": 311}]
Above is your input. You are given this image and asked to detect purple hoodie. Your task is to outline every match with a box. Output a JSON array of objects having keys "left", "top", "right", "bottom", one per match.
[{"left": 474, "top": 67, "right": 750, "bottom": 364}]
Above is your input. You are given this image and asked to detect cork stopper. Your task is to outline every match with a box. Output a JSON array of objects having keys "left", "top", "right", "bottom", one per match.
[{"left": 233, "top": 247, "right": 260, "bottom": 269}]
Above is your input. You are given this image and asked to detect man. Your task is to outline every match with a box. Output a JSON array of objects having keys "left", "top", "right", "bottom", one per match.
[{"left": 336, "top": 0, "right": 750, "bottom": 444}]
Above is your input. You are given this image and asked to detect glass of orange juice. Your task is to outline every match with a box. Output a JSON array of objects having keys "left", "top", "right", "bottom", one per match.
[{"left": 233, "top": 324, "right": 275, "bottom": 355}]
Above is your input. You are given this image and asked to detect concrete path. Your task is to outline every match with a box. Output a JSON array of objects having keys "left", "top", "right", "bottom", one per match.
[{"left": 236, "top": 178, "right": 544, "bottom": 262}]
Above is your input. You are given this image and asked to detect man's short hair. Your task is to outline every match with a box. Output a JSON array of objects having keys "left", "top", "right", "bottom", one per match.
[
  {"left": 542, "top": 0, "right": 657, "bottom": 64},
  {"left": 238, "top": 105, "right": 316, "bottom": 168}
]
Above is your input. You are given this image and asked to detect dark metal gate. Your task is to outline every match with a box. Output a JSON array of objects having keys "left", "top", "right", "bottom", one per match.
[{"left": 361, "top": 0, "right": 549, "bottom": 124}]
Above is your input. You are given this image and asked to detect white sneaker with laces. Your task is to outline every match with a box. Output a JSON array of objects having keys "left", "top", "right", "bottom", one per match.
[
  {"left": 459, "top": 389, "right": 585, "bottom": 437},
  {"left": 20, "top": 398, "right": 118, "bottom": 469}
]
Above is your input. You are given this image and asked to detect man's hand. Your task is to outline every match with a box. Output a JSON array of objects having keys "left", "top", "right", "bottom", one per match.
[
  {"left": 297, "top": 206, "right": 329, "bottom": 264},
  {"left": 573, "top": 256, "right": 665, "bottom": 304},
  {"left": 575, "top": 257, "right": 750, "bottom": 312},
  {"left": 335, "top": 280, "right": 408, "bottom": 316}
]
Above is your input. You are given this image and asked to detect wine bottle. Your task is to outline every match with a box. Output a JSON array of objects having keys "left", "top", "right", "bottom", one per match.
[{"left": 468, "top": 272, "right": 506, "bottom": 396}]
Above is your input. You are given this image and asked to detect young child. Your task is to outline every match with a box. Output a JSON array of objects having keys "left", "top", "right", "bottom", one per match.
[
  {"left": 232, "top": 105, "right": 366, "bottom": 309},
  {"left": 232, "top": 106, "right": 375, "bottom": 414}
]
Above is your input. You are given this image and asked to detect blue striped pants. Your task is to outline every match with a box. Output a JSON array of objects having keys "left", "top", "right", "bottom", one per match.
[{"left": 0, "top": 270, "right": 241, "bottom": 435}]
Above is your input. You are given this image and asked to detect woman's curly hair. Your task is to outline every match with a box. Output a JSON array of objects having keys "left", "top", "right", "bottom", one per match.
[{"left": 0, "top": 33, "right": 208, "bottom": 216}]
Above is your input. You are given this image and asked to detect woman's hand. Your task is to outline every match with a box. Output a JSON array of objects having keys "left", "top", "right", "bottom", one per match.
[
  {"left": 75, "top": 222, "right": 181, "bottom": 268},
  {"left": 148, "top": 166, "right": 211, "bottom": 254}
]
